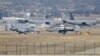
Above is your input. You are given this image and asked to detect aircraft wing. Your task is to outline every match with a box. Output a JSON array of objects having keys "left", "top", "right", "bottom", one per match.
[{"left": 46, "top": 27, "right": 59, "bottom": 32}]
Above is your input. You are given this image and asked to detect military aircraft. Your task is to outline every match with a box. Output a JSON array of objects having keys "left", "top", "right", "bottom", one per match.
[
  {"left": 63, "top": 12, "right": 100, "bottom": 26},
  {"left": 5, "top": 19, "right": 38, "bottom": 34},
  {"left": 46, "top": 24, "right": 81, "bottom": 35},
  {"left": 28, "top": 19, "right": 65, "bottom": 26}
]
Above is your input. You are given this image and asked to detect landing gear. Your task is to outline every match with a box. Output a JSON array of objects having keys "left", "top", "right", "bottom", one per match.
[
  {"left": 18, "top": 32, "right": 27, "bottom": 34},
  {"left": 18, "top": 32, "right": 21, "bottom": 34},
  {"left": 58, "top": 30, "right": 63, "bottom": 33},
  {"left": 58, "top": 29, "right": 67, "bottom": 35},
  {"left": 24, "top": 32, "right": 27, "bottom": 34}
]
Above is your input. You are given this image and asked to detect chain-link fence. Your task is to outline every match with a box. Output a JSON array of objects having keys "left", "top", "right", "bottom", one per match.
[{"left": 0, "top": 42, "right": 100, "bottom": 55}]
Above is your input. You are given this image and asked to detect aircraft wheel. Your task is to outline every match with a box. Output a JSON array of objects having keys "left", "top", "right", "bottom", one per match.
[
  {"left": 58, "top": 30, "right": 62, "bottom": 33},
  {"left": 18, "top": 32, "right": 21, "bottom": 34},
  {"left": 24, "top": 33, "right": 27, "bottom": 34}
]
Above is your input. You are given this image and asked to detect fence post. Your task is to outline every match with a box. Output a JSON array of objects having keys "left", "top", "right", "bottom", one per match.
[
  {"left": 27, "top": 43, "right": 28, "bottom": 55},
  {"left": 54, "top": 43, "right": 56, "bottom": 55},
  {"left": 47, "top": 43, "right": 48, "bottom": 54},
  {"left": 5, "top": 43, "right": 7, "bottom": 55},
  {"left": 74, "top": 42, "right": 76, "bottom": 55},
  {"left": 94, "top": 43, "right": 96, "bottom": 55},
  {"left": 84, "top": 42, "right": 86, "bottom": 55},
  {"left": 19, "top": 43, "right": 21, "bottom": 55},
  {"left": 40, "top": 42, "right": 42, "bottom": 55},
  {"left": 33, "top": 42, "right": 35, "bottom": 54},
  {"left": 64, "top": 42, "right": 66, "bottom": 54},
  {"left": 16, "top": 43, "right": 17, "bottom": 55}
]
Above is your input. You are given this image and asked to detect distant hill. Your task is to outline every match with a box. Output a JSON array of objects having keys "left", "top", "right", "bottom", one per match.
[{"left": 0, "top": 0, "right": 100, "bottom": 16}]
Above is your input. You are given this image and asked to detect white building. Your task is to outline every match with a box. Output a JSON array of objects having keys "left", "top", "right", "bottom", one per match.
[{"left": 2, "top": 17, "right": 25, "bottom": 21}]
